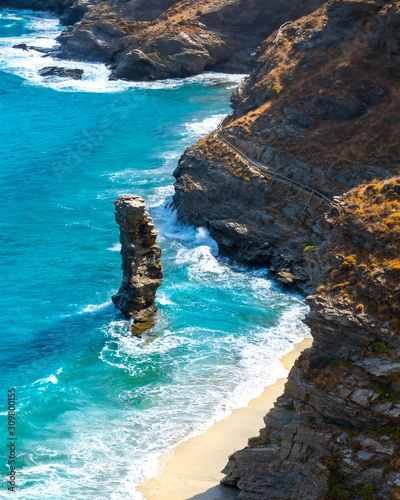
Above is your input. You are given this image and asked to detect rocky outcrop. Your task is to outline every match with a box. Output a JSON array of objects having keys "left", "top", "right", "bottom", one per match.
[
  {"left": 173, "top": 0, "right": 400, "bottom": 293},
  {"left": 105, "top": 0, "right": 323, "bottom": 80},
  {"left": 112, "top": 195, "right": 163, "bottom": 335},
  {"left": 39, "top": 66, "right": 84, "bottom": 79},
  {"left": 221, "top": 178, "right": 400, "bottom": 499},
  {"left": 0, "top": 0, "right": 324, "bottom": 80}
]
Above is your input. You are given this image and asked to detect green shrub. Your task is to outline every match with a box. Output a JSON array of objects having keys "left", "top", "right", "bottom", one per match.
[{"left": 358, "top": 482, "right": 377, "bottom": 500}]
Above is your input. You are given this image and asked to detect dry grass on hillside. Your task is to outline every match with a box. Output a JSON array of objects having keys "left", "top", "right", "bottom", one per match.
[
  {"left": 337, "top": 178, "right": 400, "bottom": 244},
  {"left": 319, "top": 178, "right": 400, "bottom": 327},
  {"left": 226, "top": 1, "right": 400, "bottom": 178}
]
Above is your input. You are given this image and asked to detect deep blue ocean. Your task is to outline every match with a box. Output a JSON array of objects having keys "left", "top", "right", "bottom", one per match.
[{"left": 0, "top": 10, "right": 310, "bottom": 499}]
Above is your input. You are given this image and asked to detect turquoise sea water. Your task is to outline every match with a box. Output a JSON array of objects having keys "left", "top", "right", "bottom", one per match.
[{"left": 0, "top": 10, "right": 310, "bottom": 499}]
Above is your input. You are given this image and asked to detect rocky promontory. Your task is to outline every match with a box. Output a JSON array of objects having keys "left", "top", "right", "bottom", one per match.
[
  {"left": 1, "top": 0, "right": 323, "bottom": 80},
  {"left": 222, "top": 178, "right": 400, "bottom": 499},
  {"left": 112, "top": 195, "right": 163, "bottom": 334},
  {"left": 173, "top": 0, "right": 400, "bottom": 293}
]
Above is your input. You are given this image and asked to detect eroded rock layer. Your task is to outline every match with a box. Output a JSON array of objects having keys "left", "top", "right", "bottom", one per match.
[{"left": 112, "top": 195, "right": 163, "bottom": 331}]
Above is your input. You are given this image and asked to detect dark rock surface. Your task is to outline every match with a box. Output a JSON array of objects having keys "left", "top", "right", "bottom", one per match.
[
  {"left": 112, "top": 195, "right": 163, "bottom": 334},
  {"left": 38, "top": 66, "right": 84, "bottom": 79},
  {"left": 12, "top": 43, "right": 28, "bottom": 50},
  {"left": 13, "top": 44, "right": 57, "bottom": 54}
]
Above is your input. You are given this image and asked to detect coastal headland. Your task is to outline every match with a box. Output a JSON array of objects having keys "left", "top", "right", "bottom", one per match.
[
  {"left": 173, "top": 1, "right": 400, "bottom": 497},
  {"left": 0, "top": 0, "right": 324, "bottom": 80},
  {"left": 4, "top": 0, "right": 400, "bottom": 498}
]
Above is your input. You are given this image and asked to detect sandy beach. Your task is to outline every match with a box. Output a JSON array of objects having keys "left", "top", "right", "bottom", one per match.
[{"left": 138, "top": 337, "right": 312, "bottom": 500}]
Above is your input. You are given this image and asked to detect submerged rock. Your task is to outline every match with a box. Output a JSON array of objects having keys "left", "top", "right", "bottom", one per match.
[
  {"left": 112, "top": 195, "right": 163, "bottom": 335},
  {"left": 13, "top": 43, "right": 29, "bottom": 51},
  {"left": 38, "top": 66, "right": 84, "bottom": 79}
]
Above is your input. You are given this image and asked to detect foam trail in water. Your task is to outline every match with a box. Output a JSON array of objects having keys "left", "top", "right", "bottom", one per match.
[
  {"left": 80, "top": 301, "right": 114, "bottom": 314},
  {"left": 32, "top": 367, "right": 63, "bottom": 386}
]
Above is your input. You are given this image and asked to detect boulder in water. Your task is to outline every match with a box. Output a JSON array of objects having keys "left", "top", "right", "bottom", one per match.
[
  {"left": 38, "top": 66, "right": 84, "bottom": 79},
  {"left": 13, "top": 43, "right": 29, "bottom": 51}
]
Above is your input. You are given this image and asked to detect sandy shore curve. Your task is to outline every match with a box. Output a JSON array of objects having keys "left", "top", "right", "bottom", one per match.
[{"left": 138, "top": 337, "right": 312, "bottom": 500}]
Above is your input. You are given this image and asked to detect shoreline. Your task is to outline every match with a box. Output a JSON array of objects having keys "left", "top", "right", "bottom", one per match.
[{"left": 138, "top": 337, "right": 313, "bottom": 500}]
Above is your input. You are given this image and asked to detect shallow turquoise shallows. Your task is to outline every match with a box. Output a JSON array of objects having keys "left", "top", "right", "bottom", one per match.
[{"left": 0, "top": 10, "right": 310, "bottom": 499}]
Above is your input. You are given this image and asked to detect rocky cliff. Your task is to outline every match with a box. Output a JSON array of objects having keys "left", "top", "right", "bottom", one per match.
[
  {"left": 221, "top": 178, "right": 400, "bottom": 499},
  {"left": 173, "top": 0, "right": 400, "bottom": 293},
  {"left": 0, "top": 0, "right": 323, "bottom": 80},
  {"left": 112, "top": 195, "right": 163, "bottom": 335},
  {"left": 170, "top": 0, "right": 400, "bottom": 497}
]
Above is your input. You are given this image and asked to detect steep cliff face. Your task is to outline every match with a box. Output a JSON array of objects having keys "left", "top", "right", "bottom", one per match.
[
  {"left": 221, "top": 178, "right": 400, "bottom": 499},
  {"left": 112, "top": 195, "right": 163, "bottom": 335},
  {"left": 173, "top": 0, "right": 400, "bottom": 292},
  {"left": 0, "top": 0, "right": 323, "bottom": 80}
]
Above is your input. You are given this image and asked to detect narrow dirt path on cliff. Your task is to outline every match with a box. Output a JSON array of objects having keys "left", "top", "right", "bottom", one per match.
[{"left": 214, "top": 124, "right": 332, "bottom": 211}]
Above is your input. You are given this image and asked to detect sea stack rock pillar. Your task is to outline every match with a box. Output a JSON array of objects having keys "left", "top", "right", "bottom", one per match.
[{"left": 112, "top": 195, "right": 163, "bottom": 334}]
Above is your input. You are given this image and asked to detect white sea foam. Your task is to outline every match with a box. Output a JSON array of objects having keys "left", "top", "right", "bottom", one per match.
[
  {"left": 194, "top": 227, "right": 219, "bottom": 255},
  {"left": 107, "top": 242, "right": 121, "bottom": 252},
  {"left": 176, "top": 245, "right": 224, "bottom": 278},
  {"left": 33, "top": 368, "right": 63, "bottom": 386},
  {"left": 156, "top": 292, "right": 174, "bottom": 306},
  {"left": 154, "top": 203, "right": 197, "bottom": 243},
  {"left": 146, "top": 185, "right": 175, "bottom": 208},
  {"left": 184, "top": 113, "right": 226, "bottom": 136},
  {"left": 80, "top": 300, "right": 113, "bottom": 314},
  {"left": 57, "top": 204, "right": 75, "bottom": 211}
]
